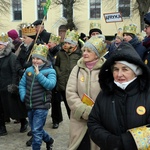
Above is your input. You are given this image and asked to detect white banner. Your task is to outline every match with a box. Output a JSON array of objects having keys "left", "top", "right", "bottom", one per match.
[{"left": 103, "top": 12, "right": 123, "bottom": 23}]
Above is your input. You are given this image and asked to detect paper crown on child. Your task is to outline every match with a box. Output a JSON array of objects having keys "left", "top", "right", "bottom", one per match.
[
  {"left": 64, "top": 29, "right": 79, "bottom": 45},
  {"left": 32, "top": 44, "right": 49, "bottom": 62},
  {"left": 83, "top": 36, "right": 107, "bottom": 58},
  {"left": 21, "top": 24, "right": 36, "bottom": 36},
  {"left": 0, "top": 33, "right": 9, "bottom": 46},
  {"left": 49, "top": 34, "right": 61, "bottom": 45},
  {"left": 123, "top": 24, "right": 137, "bottom": 35}
]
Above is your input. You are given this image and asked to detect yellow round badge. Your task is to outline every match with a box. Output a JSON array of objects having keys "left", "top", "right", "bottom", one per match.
[
  {"left": 80, "top": 76, "right": 84, "bottom": 82},
  {"left": 28, "top": 72, "right": 32, "bottom": 76},
  {"left": 136, "top": 106, "right": 146, "bottom": 115},
  {"left": 145, "top": 59, "right": 148, "bottom": 65}
]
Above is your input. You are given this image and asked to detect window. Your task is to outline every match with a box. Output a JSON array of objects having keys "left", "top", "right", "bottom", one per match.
[
  {"left": 90, "top": 0, "right": 101, "bottom": 19},
  {"left": 63, "top": 5, "right": 67, "bottom": 18},
  {"left": 118, "top": 0, "right": 130, "bottom": 17},
  {"left": 12, "top": 0, "right": 22, "bottom": 20},
  {"left": 37, "top": 0, "right": 47, "bottom": 20}
]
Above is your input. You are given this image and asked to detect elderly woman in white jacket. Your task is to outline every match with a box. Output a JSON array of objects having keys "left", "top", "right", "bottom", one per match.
[{"left": 66, "top": 36, "right": 107, "bottom": 150}]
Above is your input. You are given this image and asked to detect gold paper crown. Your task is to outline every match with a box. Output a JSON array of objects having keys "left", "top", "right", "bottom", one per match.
[
  {"left": 21, "top": 24, "right": 36, "bottom": 36},
  {"left": 32, "top": 44, "right": 49, "bottom": 61},
  {"left": 87, "top": 36, "right": 107, "bottom": 57},
  {"left": 0, "top": 33, "right": 9, "bottom": 42},
  {"left": 64, "top": 29, "right": 79, "bottom": 45},
  {"left": 129, "top": 125, "right": 150, "bottom": 150},
  {"left": 136, "top": 31, "right": 146, "bottom": 41},
  {"left": 123, "top": 24, "right": 137, "bottom": 35},
  {"left": 90, "top": 22, "right": 101, "bottom": 30},
  {"left": 49, "top": 34, "right": 61, "bottom": 45}
]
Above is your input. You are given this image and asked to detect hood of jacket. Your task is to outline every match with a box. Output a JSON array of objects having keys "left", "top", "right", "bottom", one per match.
[
  {"left": 0, "top": 42, "right": 14, "bottom": 57},
  {"left": 99, "top": 41, "right": 150, "bottom": 93}
]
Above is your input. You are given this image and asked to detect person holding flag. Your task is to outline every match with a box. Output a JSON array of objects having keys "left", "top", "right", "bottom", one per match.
[{"left": 32, "top": 0, "right": 52, "bottom": 44}]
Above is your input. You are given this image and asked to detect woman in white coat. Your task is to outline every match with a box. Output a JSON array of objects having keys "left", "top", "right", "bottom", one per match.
[{"left": 66, "top": 36, "right": 107, "bottom": 150}]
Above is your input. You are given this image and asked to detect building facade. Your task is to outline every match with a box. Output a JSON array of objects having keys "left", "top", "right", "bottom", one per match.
[{"left": 0, "top": 0, "right": 142, "bottom": 40}]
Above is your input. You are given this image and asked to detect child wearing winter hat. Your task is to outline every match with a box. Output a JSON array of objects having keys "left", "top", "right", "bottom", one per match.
[{"left": 19, "top": 43, "right": 56, "bottom": 150}]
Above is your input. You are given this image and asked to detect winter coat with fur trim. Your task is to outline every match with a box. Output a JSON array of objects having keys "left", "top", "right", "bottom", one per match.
[
  {"left": 0, "top": 42, "right": 27, "bottom": 120},
  {"left": 87, "top": 42, "right": 150, "bottom": 150}
]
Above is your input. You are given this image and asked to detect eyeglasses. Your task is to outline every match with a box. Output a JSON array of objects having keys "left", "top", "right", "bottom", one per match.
[{"left": 145, "top": 24, "right": 150, "bottom": 29}]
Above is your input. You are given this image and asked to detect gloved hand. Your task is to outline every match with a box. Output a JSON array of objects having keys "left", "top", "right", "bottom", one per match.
[
  {"left": 7, "top": 84, "right": 19, "bottom": 94},
  {"left": 106, "top": 135, "right": 124, "bottom": 150}
]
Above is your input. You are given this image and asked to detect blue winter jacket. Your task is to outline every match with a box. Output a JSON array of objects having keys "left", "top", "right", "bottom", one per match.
[{"left": 19, "top": 63, "right": 56, "bottom": 109}]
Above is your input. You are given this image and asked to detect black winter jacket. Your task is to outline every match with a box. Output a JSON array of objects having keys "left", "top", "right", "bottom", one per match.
[
  {"left": 37, "top": 29, "right": 51, "bottom": 44},
  {"left": 88, "top": 42, "right": 150, "bottom": 150},
  {"left": 15, "top": 42, "right": 34, "bottom": 77}
]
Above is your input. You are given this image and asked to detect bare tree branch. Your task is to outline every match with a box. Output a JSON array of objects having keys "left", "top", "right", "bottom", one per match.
[
  {"left": 0, "top": 0, "right": 10, "bottom": 15},
  {"left": 52, "top": 0, "right": 81, "bottom": 30}
]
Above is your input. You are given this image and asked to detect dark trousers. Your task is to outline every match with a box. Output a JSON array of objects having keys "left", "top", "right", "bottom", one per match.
[
  {"left": 77, "top": 131, "right": 91, "bottom": 150},
  {"left": 51, "top": 90, "right": 70, "bottom": 124},
  {"left": 60, "top": 91, "right": 70, "bottom": 118},
  {"left": 51, "top": 89, "right": 63, "bottom": 124},
  {"left": 0, "top": 96, "right": 5, "bottom": 127}
]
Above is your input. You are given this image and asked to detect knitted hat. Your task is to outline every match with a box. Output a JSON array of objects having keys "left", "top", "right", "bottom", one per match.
[
  {"left": 115, "top": 61, "right": 142, "bottom": 76},
  {"left": 64, "top": 29, "right": 79, "bottom": 45},
  {"left": 32, "top": 44, "right": 49, "bottom": 62},
  {"left": 7, "top": 29, "right": 19, "bottom": 40},
  {"left": 82, "top": 36, "right": 107, "bottom": 58},
  {"left": 144, "top": 12, "right": 150, "bottom": 25},
  {"left": 124, "top": 33, "right": 135, "bottom": 39}
]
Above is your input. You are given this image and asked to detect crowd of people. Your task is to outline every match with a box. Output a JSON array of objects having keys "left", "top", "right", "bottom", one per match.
[{"left": 0, "top": 11, "right": 150, "bottom": 150}]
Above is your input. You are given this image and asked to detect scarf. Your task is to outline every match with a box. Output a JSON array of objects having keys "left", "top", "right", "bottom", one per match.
[
  {"left": 143, "top": 36, "right": 150, "bottom": 49},
  {"left": 85, "top": 59, "right": 98, "bottom": 70}
]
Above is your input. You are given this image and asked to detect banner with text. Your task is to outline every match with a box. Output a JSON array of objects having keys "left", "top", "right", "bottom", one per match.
[{"left": 103, "top": 12, "right": 123, "bottom": 23}]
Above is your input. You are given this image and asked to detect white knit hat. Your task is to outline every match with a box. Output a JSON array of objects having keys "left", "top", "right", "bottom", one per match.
[{"left": 115, "top": 61, "right": 142, "bottom": 76}]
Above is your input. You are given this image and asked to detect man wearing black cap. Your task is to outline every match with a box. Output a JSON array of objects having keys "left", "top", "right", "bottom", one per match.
[
  {"left": 32, "top": 19, "right": 51, "bottom": 44},
  {"left": 143, "top": 12, "right": 150, "bottom": 68}
]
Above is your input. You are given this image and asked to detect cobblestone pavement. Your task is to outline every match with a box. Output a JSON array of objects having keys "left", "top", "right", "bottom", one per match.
[{"left": 0, "top": 103, "right": 69, "bottom": 150}]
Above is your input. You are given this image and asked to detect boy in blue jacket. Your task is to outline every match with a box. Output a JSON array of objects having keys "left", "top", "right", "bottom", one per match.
[{"left": 19, "top": 44, "right": 56, "bottom": 150}]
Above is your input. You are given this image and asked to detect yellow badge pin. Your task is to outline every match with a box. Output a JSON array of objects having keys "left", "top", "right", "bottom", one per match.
[
  {"left": 80, "top": 76, "right": 84, "bottom": 82},
  {"left": 28, "top": 72, "right": 32, "bottom": 76},
  {"left": 136, "top": 106, "right": 146, "bottom": 115}
]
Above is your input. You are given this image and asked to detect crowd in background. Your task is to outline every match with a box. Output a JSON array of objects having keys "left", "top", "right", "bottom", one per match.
[{"left": 0, "top": 11, "right": 150, "bottom": 150}]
